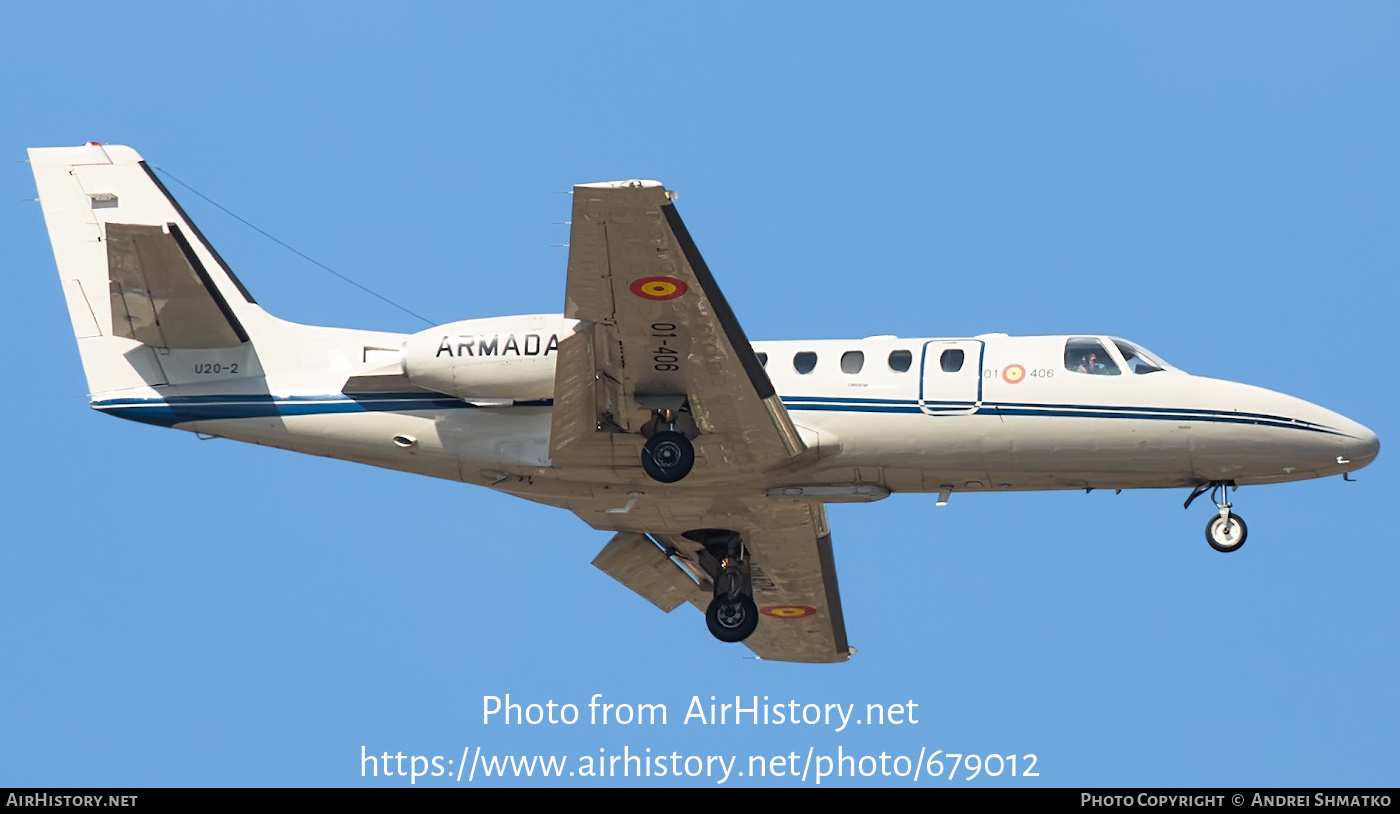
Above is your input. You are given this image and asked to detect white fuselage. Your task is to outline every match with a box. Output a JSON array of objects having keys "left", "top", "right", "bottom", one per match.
[
  {"left": 32, "top": 143, "right": 1373, "bottom": 521},
  {"left": 91, "top": 319, "right": 1379, "bottom": 515},
  {"left": 32, "top": 142, "right": 1381, "bottom": 658}
]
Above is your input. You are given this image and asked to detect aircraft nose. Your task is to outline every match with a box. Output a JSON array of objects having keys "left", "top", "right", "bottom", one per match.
[
  {"left": 1340, "top": 422, "right": 1380, "bottom": 470},
  {"left": 1193, "top": 377, "right": 1377, "bottom": 481},
  {"left": 1310, "top": 403, "right": 1380, "bottom": 473}
]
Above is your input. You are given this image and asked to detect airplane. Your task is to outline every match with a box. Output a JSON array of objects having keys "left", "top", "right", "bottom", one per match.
[{"left": 29, "top": 143, "right": 1379, "bottom": 664}]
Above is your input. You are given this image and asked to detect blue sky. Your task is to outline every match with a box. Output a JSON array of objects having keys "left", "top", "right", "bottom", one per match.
[{"left": 2, "top": 3, "right": 1395, "bottom": 787}]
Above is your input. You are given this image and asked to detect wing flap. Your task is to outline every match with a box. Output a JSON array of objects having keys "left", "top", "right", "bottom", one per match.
[{"left": 591, "top": 532, "right": 708, "bottom": 613}]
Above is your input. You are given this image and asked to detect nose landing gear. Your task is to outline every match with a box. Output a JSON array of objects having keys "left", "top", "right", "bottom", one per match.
[
  {"left": 1186, "top": 482, "right": 1247, "bottom": 553},
  {"left": 1206, "top": 512, "right": 1247, "bottom": 552}
]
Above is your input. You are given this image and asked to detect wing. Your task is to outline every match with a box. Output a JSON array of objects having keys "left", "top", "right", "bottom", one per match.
[
  {"left": 552, "top": 181, "right": 850, "bottom": 663},
  {"left": 550, "top": 180, "right": 807, "bottom": 474},
  {"left": 587, "top": 496, "right": 851, "bottom": 664}
]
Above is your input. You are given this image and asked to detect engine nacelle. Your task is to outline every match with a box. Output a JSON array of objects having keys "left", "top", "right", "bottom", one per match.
[{"left": 403, "top": 314, "right": 580, "bottom": 401}]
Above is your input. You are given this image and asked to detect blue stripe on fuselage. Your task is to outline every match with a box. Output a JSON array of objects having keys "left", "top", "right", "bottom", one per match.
[
  {"left": 93, "top": 392, "right": 492, "bottom": 427},
  {"left": 89, "top": 392, "right": 1346, "bottom": 437}
]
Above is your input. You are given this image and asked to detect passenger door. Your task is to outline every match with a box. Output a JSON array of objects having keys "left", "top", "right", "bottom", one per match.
[{"left": 920, "top": 340, "right": 983, "bottom": 415}]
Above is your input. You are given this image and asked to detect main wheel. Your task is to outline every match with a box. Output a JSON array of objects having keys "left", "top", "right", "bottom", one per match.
[
  {"left": 641, "top": 430, "right": 694, "bottom": 483},
  {"left": 705, "top": 595, "right": 759, "bottom": 643},
  {"left": 1206, "top": 513, "right": 1248, "bottom": 553}
]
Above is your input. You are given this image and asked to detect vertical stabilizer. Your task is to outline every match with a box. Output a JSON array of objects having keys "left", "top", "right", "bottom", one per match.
[{"left": 30, "top": 144, "right": 265, "bottom": 395}]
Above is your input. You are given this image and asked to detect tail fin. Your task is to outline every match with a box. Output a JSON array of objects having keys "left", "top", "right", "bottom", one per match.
[{"left": 30, "top": 144, "right": 264, "bottom": 396}]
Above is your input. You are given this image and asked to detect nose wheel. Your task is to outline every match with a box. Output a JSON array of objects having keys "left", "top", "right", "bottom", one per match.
[
  {"left": 1206, "top": 513, "right": 1248, "bottom": 552},
  {"left": 1187, "top": 482, "right": 1247, "bottom": 553}
]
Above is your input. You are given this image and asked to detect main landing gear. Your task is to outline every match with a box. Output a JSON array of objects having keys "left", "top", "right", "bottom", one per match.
[
  {"left": 642, "top": 431, "right": 694, "bottom": 483},
  {"left": 1185, "top": 481, "right": 1247, "bottom": 553},
  {"left": 641, "top": 408, "right": 695, "bottom": 483},
  {"left": 707, "top": 592, "right": 759, "bottom": 644},
  {"left": 688, "top": 529, "right": 759, "bottom": 644}
]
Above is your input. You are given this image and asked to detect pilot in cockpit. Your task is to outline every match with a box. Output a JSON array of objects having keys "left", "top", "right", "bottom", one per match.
[
  {"left": 1078, "top": 351, "right": 1106, "bottom": 374},
  {"left": 1065, "top": 338, "right": 1122, "bottom": 375}
]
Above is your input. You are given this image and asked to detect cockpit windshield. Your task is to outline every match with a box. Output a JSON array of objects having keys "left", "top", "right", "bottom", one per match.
[
  {"left": 1111, "top": 338, "right": 1172, "bottom": 374},
  {"left": 1064, "top": 337, "right": 1175, "bottom": 376}
]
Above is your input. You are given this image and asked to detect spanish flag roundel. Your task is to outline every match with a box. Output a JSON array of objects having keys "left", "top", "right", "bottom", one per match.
[
  {"left": 1003, "top": 364, "right": 1026, "bottom": 384},
  {"left": 629, "top": 276, "right": 688, "bottom": 301},
  {"left": 761, "top": 605, "right": 817, "bottom": 619}
]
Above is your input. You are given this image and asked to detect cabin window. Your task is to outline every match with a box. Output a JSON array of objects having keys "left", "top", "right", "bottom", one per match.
[
  {"left": 840, "top": 351, "right": 864, "bottom": 374},
  {"left": 940, "top": 349, "right": 965, "bottom": 373},
  {"left": 756, "top": 352, "right": 768, "bottom": 367},
  {"left": 1064, "top": 337, "right": 1120, "bottom": 375},
  {"left": 1112, "top": 339, "right": 1166, "bottom": 375},
  {"left": 888, "top": 349, "right": 912, "bottom": 372},
  {"left": 793, "top": 351, "right": 817, "bottom": 374}
]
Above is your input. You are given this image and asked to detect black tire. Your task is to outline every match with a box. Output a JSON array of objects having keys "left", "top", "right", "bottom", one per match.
[
  {"left": 705, "top": 595, "right": 759, "bottom": 643},
  {"left": 641, "top": 430, "right": 694, "bottom": 483},
  {"left": 1205, "top": 513, "right": 1248, "bottom": 553}
]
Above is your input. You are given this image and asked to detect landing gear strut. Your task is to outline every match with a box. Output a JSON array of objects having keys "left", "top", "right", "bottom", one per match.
[
  {"left": 1187, "top": 482, "right": 1247, "bottom": 553},
  {"left": 692, "top": 530, "right": 759, "bottom": 643}
]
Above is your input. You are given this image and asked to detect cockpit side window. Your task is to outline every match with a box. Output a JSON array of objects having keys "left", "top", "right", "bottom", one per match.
[
  {"left": 1112, "top": 339, "right": 1166, "bottom": 375},
  {"left": 1064, "top": 337, "right": 1120, "bottom": 375}
]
